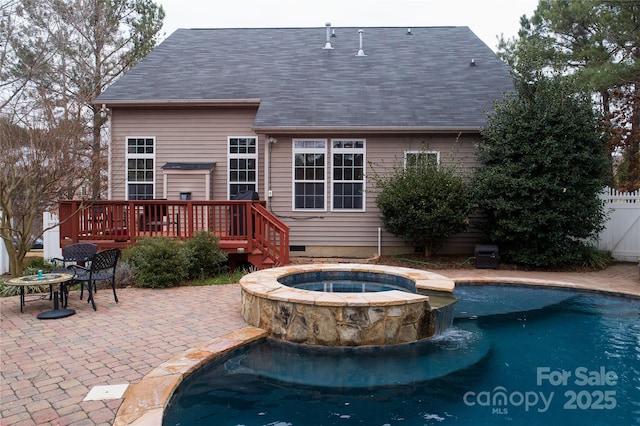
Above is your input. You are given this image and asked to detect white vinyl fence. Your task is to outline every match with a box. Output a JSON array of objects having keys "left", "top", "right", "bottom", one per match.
[
  {"left": 0, "top": 211, "right": 8, "bottom": 274},
  {"left": 43, "top": 212, "right": 62, "bottom": 261},
  {"left": 0, "top": 212, "right": 61, "bottom": 275},
  {"left": 597, "top": 187, "right": 640, "bottom": 262}
]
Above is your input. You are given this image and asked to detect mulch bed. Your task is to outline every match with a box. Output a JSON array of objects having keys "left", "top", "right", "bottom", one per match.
[{"left": 374, "top": 254, "right": 598, "bottom": 272}]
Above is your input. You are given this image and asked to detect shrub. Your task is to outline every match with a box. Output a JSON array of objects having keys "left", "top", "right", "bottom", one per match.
[
  {"left": 122, "top": 237, "right": 187, "bottom": 288},
  {"left": 24, "top": 257, "right": 52, "bottom": 274},
  {"left": 473, "top": 74, "right": 609, "bottom": 267},
  {"left": 373, "top": 154, "right": 473, "bottom": 256},
  {"left": 115, "top": 261, "right": 137, "bottom": 288},
  {"left": 578, "top": 247, "right": 614, "bottom": 270},
  {"left": 0, "top": 280, "right": 50, "bottom": 297},
  {"left": 182, "top": 231, "right": 228, "bottom": 279}
]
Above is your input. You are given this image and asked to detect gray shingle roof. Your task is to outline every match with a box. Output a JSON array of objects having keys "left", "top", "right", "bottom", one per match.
[{"left": 97, "top": 26, "right": 513, "bottom": 130}]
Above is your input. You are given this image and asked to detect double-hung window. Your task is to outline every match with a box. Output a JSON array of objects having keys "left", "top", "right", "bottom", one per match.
[
  {"left": 126, "top": 137, "right": 155, "bottom": 200},
  {"left": 293, "top": 140, "right": 326, "bottom": 210},
  {"left": 228, "top": 137, "right": 258, "bottom": 199},
  {"left": 404, "top": 150, "right": 440, "bottom": 169},
  {"left": 332, "top": 140, "right": 365, "bottom": 210}
]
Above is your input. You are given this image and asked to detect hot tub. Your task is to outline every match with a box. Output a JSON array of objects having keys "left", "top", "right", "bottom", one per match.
[{"left": 239, "top": 263, "right": 456, "bottom": 346}]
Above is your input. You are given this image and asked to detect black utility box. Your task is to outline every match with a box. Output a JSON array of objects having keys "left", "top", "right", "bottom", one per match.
[{"left": 474, "top": 244, "right": 500, "bottom": 269}]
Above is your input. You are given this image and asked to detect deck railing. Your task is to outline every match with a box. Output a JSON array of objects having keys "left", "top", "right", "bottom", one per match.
[{"left": 58, "top": 200, "right": 289, "bottom": 267}]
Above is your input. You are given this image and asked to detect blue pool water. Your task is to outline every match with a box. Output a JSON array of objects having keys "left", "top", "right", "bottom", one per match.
[
  {"left": 289, "top": 280, "right": 412, "bottom": 293},
  {"left": 278, "top": 270, "right": 416, "bottom": 293},
  {"left": 164, "top": 285, "right": 640, "bottom": 425}
]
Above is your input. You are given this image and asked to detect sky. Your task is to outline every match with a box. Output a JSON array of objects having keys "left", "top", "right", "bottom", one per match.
[{"left": 156, "top": 0, "right": 540, "bottom": 51}]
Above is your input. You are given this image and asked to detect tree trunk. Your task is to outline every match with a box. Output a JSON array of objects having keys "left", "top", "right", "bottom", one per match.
[{"left": 629, "top": 86, "right": 640, "bottom": 186}]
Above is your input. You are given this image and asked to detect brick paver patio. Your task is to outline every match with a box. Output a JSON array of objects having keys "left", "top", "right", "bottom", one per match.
[
  {"left": 1, "top": 284, "right": 245, "bottom": 425},
  {"left": 1, "top": 263, "right": 638, "bottom": 425}
]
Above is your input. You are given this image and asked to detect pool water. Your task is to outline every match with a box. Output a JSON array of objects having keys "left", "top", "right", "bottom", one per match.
[
  {"left": 164, "top": 286, "right": 640, "bottom": 426},
  {"left": 277, "top": 270, "right": 416, "bottom": 293},
  {"left": 289, "top": 280, "right": 413, "bottom": 293}
]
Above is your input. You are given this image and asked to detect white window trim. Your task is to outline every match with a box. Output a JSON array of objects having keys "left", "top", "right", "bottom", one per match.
[
  {"left": 292, "top": 139, "right": 328, "bottom": 211},
  {"left": 227, "top": 136, "right": 259, "bottom": 200},
  {"left": 403, "top": 150, "right": 440, "bottom": 168},
  {"left": 125, "top": 136, "right": 156, "bottom": 200},
  {"left": 330, "top": 139, "right": 366, "bottom": 212}
]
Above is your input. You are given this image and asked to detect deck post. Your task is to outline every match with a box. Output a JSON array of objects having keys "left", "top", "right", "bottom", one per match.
[
  {"left": 246, "top": 201, "right": 254, "bottom": 253},
  {"left": 128, "top": 201, "right": 136, "bottom": 245},
  {"left": 187, "top": 202, "right": 194, "bottom": 238},
  {"left": 70, "top": 201, "right": 80, "bottom": 243}
]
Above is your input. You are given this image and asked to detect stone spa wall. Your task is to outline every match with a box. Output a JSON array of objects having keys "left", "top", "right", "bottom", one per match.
[{"left": 239, "top": 264, "right": 456, "bottom": 347}]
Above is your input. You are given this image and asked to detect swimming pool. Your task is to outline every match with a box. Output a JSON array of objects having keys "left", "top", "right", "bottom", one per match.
[{"left": 164, "top": 285, "right": 640, "bottom": 425}]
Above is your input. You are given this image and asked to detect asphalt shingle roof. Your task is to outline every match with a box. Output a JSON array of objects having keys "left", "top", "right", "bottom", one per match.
[{"left": 97, "top": 26, "right": 513, "bottom": 131}]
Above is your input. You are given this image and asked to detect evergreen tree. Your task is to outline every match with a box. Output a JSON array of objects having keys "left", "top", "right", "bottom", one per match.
[
  {"left": 498, "top": 0, "right": 640, "bottom": 190},
  {"left": 473, "top": 74, "right": 610, "bottom": 267}
]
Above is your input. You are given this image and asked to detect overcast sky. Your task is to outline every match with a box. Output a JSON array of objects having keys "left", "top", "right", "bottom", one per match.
[{"left": 156, "top": 0, "right": 540, "bottom": 51}]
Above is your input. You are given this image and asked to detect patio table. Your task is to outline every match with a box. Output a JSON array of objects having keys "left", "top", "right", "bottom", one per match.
[{"left": 5, "top": 273, "right": 74, "bottom": 319}]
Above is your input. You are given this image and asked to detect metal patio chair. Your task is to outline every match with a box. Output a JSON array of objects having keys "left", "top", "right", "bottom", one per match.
[
  {"left": 68, "top": 248, "right": 120, "bottom": 311},
  {"left": 51, "top": 243, "right": 98, "bottom": 307},
  {"left": 51, "top": 243, "right": 98, "bottom": 271}
]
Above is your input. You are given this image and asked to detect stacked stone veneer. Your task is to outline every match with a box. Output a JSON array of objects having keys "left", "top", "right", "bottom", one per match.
[{"left": 240, "top": 264, "right": 455, "bottom": 346}]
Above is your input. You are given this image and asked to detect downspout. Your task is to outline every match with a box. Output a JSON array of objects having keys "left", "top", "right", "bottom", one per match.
[
  {"left": 105, "top": 107, "right": 112, "bottom": 199},
  {"left": 265, "top": 135, "right": 275, "bottom": 210}
]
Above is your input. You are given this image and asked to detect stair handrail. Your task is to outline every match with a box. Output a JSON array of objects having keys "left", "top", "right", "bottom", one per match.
[{"left": 250, "top": 202, "right": 290, "bottom": 266}]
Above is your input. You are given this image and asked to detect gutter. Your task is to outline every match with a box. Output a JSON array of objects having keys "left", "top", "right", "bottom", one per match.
[
  {"left": 92, "top": 99, "right": 262, "bottom": 107},
  {"left": 252, "top": 126, "right": 482, "bottom": 135}
]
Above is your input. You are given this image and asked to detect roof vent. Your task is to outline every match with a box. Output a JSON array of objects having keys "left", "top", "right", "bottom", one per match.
[
  {"left": 356, "top": 29, "right": 366, "bottom": 56},
  {"left": 407, "top": 28, "right": 412, "bottom": 35},
  {"left": 323, "top": 22, "right": 333, "bottom": 49},
  {"left": 470, "top": 58, "right": 476, "bottom": 66}
]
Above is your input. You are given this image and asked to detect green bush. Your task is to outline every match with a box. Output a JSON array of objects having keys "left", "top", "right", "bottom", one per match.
[
  {"left": 0, "top": 280, "right": 50, "bottom": 297},
  {"left": 24, "top": 257, "right": 53, "bottom": 274},
  {"left": 473, "top": 74, "right": 609, "bottom": 267},
  {"left": 182, "top": 231, "right": 228, "bottom": 279},
  {"left": 578, "top": 247, "right": 614, "bottom": 270},
  {"left": 373, "top": 156, "right": 472, "bottom": 256},
  {"left": 122, "top": 237, "right": 187, "bottom": 288}
]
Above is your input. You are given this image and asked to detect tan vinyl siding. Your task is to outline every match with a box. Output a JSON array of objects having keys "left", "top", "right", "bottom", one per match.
[
  {"left": 163, "top": 171, "right": 213, "bottom": 200},
  {"left": 109, "top": 107, "right": 484, "bottom": 256},
  {"left": 267, "top": 133, "right": 482, "bottom": 255},
  {"left": 110, "top": 107, "right": 261, "bottom": 200}
]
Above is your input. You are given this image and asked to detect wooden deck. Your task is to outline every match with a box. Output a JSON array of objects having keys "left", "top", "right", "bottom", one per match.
[{"left": 58, "top": 200, "right": 290, "bottom": 269}]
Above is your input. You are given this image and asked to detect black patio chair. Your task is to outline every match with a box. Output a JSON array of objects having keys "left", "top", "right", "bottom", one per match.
[
  {"left": 68, "top": 248, "right": 120, "bottom": 311},
  {"left": 51, "top": 243, "right": 98, "bottom": 306},
  {"left": 51, "top": 243, "right": 98, "bottom": 271}
]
